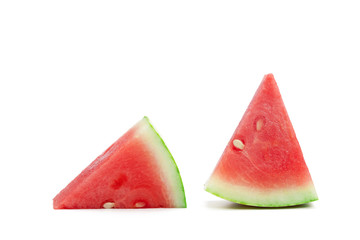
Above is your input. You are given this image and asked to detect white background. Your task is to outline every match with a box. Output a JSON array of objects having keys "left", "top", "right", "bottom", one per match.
[{"left": 1, "top": 1, "right": 359, "bottom": 239}]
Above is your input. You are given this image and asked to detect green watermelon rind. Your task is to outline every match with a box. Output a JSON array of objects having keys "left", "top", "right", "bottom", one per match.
[
  {"left": 206, "top": 189, "right": 318, "bottom": 208},
  {"left": 143, "top": 116, "right": 187, "bottom": 208},
  {"left": 205, "top": 179, "right": 318, "bottom": 207}
]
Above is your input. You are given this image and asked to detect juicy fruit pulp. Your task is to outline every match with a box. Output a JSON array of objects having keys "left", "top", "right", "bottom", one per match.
[
  {"left": 205, "top": 74, "right": 318, "bottom": 207},
  {"left": 53, "top": 117, "right": 186, "bottom": 209}
]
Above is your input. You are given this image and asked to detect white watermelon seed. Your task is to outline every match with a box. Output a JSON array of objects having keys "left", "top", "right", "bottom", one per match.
[
  {"left": 103, "top": 202, "right": 115, "bottom": 209},
  {"left": 135, "top": 202, "right": 146, "bottom": 208},
  {"left": 256, "top": 119, "right": 263, "bottom": 131},
  {"left": 233, "top": 139, "right": 245, "bottom": 150}
]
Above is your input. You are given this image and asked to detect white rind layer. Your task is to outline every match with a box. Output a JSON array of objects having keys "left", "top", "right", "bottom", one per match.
[{"left": 205, "top": 175, "right": 318, "bottom": 207}]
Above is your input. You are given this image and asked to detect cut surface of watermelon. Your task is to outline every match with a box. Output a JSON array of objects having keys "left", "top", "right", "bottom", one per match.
[
  {"left": 205, "top": 74, "right": 318, "bottom": 207},
  {"left": 53, "top": 117, "right": 186, "bottom": 209}
]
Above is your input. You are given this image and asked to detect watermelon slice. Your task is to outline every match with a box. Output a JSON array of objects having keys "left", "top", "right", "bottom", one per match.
[
  {"left": 205, "top": 74, "right": 318, "bottom": 207},
  {"left": 53, "top": 117, "right": 186, "bottom": 209}
]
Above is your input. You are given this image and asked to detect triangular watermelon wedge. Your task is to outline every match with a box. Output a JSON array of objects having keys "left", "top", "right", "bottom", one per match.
[
  {"left": 53, "top": 117, "right": 186, "bottom": 209},
  {"left": 205, "top": 74, "right": 318, "bottom": 207}
]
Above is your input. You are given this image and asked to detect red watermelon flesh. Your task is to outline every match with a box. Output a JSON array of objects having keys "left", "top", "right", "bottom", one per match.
[
  {"left": 53, "top": 117, "right": 186, "bottom": 209},
  {"left": 205, "top": 74, "right": 318, "bottom": 207}
]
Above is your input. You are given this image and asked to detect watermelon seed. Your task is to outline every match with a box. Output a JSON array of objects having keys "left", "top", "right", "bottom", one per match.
[
  {"left": 256, "top": 119, "right": 263, "bottom": 131},
  {"left": 103, "top": 202, "right": 115, "bottom": 209},
  {"left": 134, "top": 202, "right": 146, "bottom": 208},
  {"left": 233, "top": 139, "right": 245, "bottom": 150}
]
